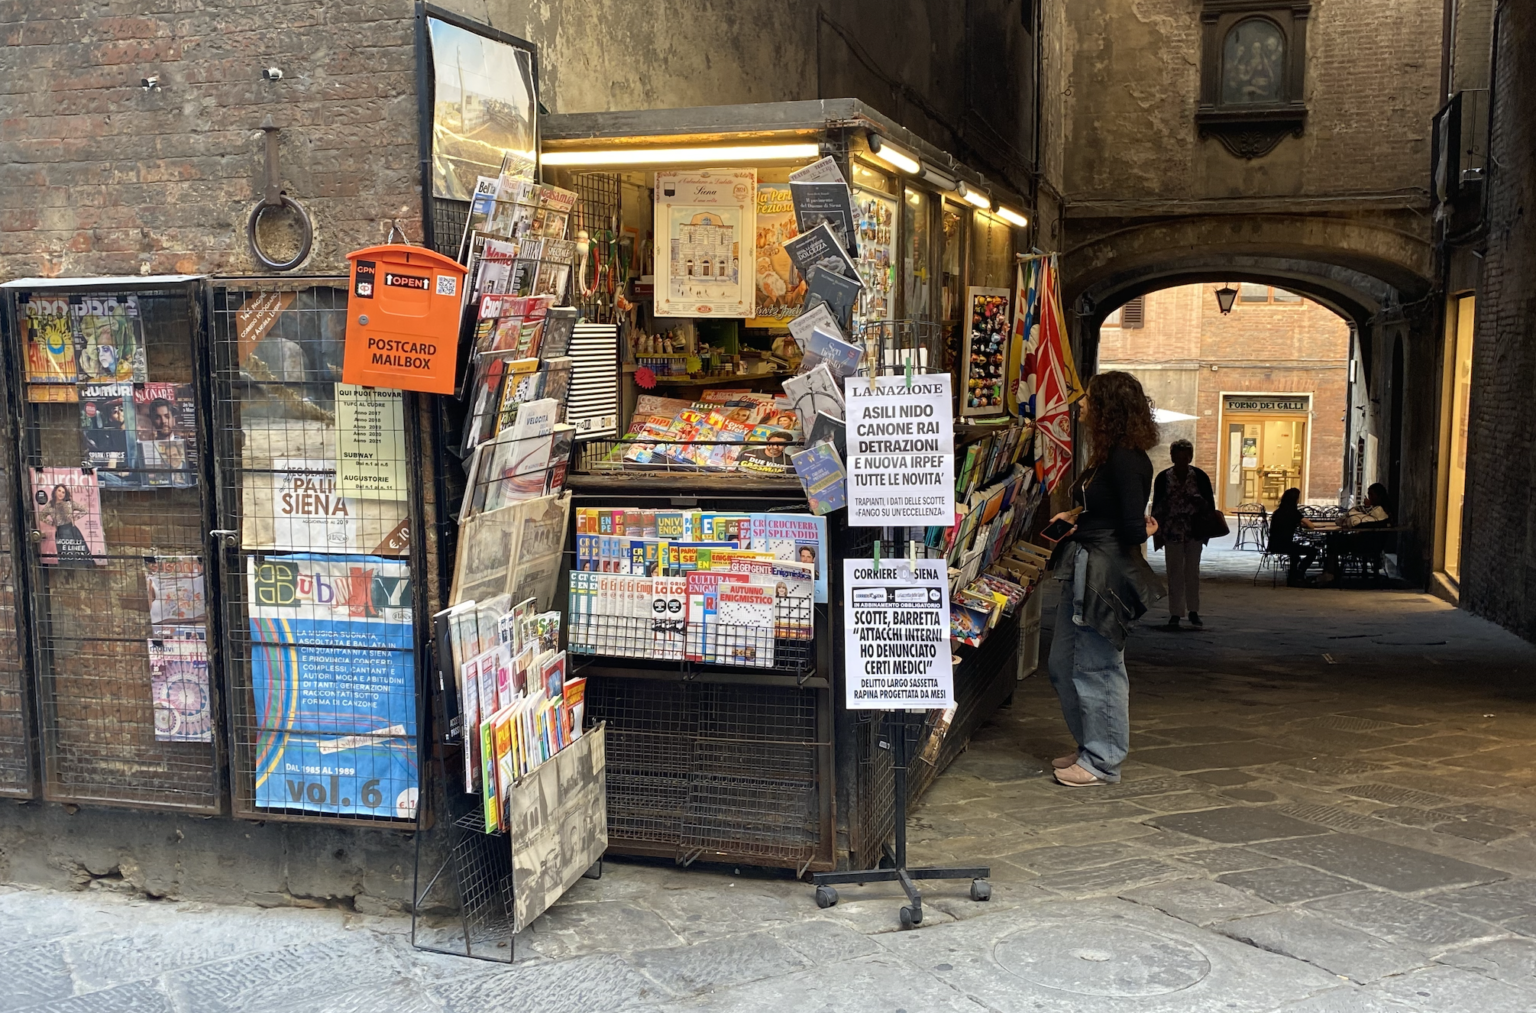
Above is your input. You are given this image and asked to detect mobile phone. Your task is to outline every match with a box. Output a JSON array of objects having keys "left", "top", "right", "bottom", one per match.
[{"left": 1040, "top": 517, "right": 1075, "bottom": 543}]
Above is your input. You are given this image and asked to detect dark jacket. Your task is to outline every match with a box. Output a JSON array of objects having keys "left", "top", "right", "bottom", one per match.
[
  {"left": 1056, "top": 531, "right": 1166, "bottom": 650},
  {"left": 1150, "top": 465, "right": 1216, "bottom": 549}
]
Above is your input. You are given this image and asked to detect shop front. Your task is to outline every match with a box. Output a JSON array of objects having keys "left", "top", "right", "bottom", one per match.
[{"left": 1217, "top": 393, "right": 1313, "bottom": 511}]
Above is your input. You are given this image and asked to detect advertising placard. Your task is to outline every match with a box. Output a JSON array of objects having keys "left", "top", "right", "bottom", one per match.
[
  {"left": 843, "top": 557, "right": 953, "bottom": 710},
  {"left": 843, "top": 374, "right": 955, "bottom": 526}
]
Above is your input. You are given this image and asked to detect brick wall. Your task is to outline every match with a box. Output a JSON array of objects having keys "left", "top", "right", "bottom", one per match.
[
  {"left": 1099, "top": 283, "right": 1350, "bottom": 503},
  {"left": 1462, "top": 2, "right": 1536, "bottom": 638},
  {"left": 0, "top": 1, "right": 422, "bottom": 279}
]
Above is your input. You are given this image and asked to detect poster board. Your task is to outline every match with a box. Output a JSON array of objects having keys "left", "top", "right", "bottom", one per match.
[
  {"left": 746, "top": 183, "right": 804, "bottom": 326},
  {"left": 654, "top": 169, "right": 757, "bottom": 318},
  {"left": 507, "top": 723, "right": 608, "bottom": 931},
  {"left": 843, "top": 558, "right": 953, "bottom": 710},
  {"left": 962, "top": 287, "right": 1011, "bottom": 417},
  {"left": 842, "top": 374, "right": 955, "bottom": 527}
]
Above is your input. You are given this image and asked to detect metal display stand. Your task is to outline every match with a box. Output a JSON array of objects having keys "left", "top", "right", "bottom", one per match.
[{"left": 811, "top": 710, "right": 990, "bottom": 929}]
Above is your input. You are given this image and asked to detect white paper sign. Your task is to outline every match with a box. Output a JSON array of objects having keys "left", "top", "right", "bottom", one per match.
[
  {"left": 843, "top": 557, "right": 953, "bottom": 710},
  {"left": 843, "top": 373, "right": 955, "bottom": 526}
]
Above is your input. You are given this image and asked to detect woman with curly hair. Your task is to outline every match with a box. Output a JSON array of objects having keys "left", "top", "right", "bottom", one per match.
[{"left": 1045, "top": 370, "right": 1165, "bottom": 786}]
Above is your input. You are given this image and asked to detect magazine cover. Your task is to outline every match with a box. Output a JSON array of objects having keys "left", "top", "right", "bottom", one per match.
[
  {"left": 145, "top": 555, "right": 207, "bottom": 627},
  {"left": 74, "top": 294, "right": 147, "bottom": 382},
  {"left": 20, "top": 294, "right": 78, "bottom": 386},
  {"left": 756, "top": 513, "right": 829, "bottom": 603},
  {"left": 654, "top": 168, "right": 757, "bottom": 318},
  {"left": 134, "top": 382, "right": 198, "bottom": 487},
  {"left": 748, "top": 183, "right": 805, "bottom": 325},
  {"left": 149, "top": 636, "right": 213, "bottom": 743},
  {"left": 79, "top": 381, "right": 137, "bottom": 487},
  {"left": 31, "top": 467, "right": 106, "bottom": 566},
  {"left": 248, "top": 553, "right": 418, "bottom": 817},
  {"left": 789, "top": 442, "right": 848, "bottom": 516}
]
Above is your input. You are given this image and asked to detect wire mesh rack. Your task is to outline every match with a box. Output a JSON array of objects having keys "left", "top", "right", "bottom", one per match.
[
  {"left": 6, "top": 282, "right": 220, "bottom": 810},
  {"left": 851, "top": 319, "right": 947, "bottom": 378},
  {"left": 586, "top": 676, "right": 829, "bottom": 870},
  {"left": 207, "top": 279, "right": 421, "bottom": 826},
  {"left": 569, "top": 173, "right": 621, "bottom": 325},
  {"left": 429, "top": 198, "right": 471, "bottom": 261},
  {"left": 573, "top": 438, "right": 806, "bottom": 476},
  {"left": 0, "top": 345, "right": 32, "bottom": 797},
  {"left": 568, "top": 593, "right": 814, "bottom": 677},
  {"left": 412, "top": 803, "right": 517, "bottom": 962}
]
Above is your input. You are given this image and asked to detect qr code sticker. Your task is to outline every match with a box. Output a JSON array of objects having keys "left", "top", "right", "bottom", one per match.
[{"left": 435, "top": 275, "right": 457, "bottom": 297}]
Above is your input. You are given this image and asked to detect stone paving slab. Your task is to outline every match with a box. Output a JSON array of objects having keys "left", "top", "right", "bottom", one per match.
[
  {"left": 1144, "top": 807, "right": 1331, "bottom": 845},
  {"left": 668, "top": 951, "right": 990, "bottom": 1013},
  {"left": 1119, "top": 877, "right": 1279, "bottom": 925},
  {"left": 1217, "top": 865, "right": 1363, "bottom": 904},
  {"left": 1303, "top": 891, "right": 1504, "bottom": 949},
  {"left": 1132, "top": 741, "right": 1306, "bottom": 771},
  {"left": 1252, "top": 833, "right": 1507, "bottom": 893},
  {"left": 1216, "top": 910, "right": 1430, "bottom": 984},
  {"left": 1437, "top": 937, "right": 1536, "bottom": 994},
  {"left": 626, "top": 929, "right": 810, "bottom": 998},
  {"left": 1367, "top": 964, "right": 1536, "bottom": 1012}
]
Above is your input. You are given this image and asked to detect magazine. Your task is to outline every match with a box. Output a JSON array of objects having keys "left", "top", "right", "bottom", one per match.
[
  {"left": 749, "top": 183, "right": 804, "bottom": 324},
  {"left": 79, "top": 381, "right": 137, "bottom": 487},
  {"left": 74, "top": 294, "right": 147, "bottom": 382},
  {"left": 148, "top": 636, "right": 213, "bottom": 743},
  {"left": 31, "top": 467, "right": 106, "bottom": 566},
  {"left": 799, "top": 328, "right": 863, "bottom": 379},
  {"left": 145, "top": 555, "right": 207, "bottom": 627},
  {"left": 134, "top": 382, "right": 198, "bottom": 488},
  {"left": 789, "top": 442, "right": 848, "bottom": 517},
  {"left": 787, "top": 302, "right": 841, "bottom": 352},
  {"left": 21, "top": 294, "right": 78, "bottom": 385},
  {"left": 803, "top": 270, "right": 864, "bottom": 331}
]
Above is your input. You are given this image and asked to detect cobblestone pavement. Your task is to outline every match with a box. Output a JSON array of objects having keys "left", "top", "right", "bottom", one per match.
[{"left": 6, "top": 542, "right": 1536, "bottom": 1011}]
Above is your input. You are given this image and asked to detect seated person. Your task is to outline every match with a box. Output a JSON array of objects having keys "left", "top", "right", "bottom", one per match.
[
  {"left": 1267, "top": 487, "right": 1319, "bottom": 586},
  {"left": 1339, "top": 483, "right": 1392, "bottom": 527}
]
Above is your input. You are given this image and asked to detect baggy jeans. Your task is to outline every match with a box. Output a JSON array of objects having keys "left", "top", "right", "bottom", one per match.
[
  {"left": 1048, "top": 568, "right": 1130, "bottom": 782},
  {"left": 1165, "top": 537, "right": 1202, "bottom": 617}
]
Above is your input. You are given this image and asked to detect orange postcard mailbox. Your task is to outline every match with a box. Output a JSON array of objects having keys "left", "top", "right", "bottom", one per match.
[{"left": 342, "top": 244, "right": 467, "bottom": 394}]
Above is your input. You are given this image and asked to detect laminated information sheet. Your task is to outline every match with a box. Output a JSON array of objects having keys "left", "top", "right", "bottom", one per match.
[
  {"left": 843, "top": 374, "right": 955, "bottom": 526},
  {"left": 843, "top": 557, "right": 953, "bottom": 710}
]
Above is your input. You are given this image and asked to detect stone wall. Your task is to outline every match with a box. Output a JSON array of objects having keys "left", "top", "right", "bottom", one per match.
[{"left": 1461, "top": 2, "right": 1536, "bottom": 638}]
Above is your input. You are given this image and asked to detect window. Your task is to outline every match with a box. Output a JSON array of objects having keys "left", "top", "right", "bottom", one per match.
[
  {"left": 1272, "top": 287, "right": 1302, "bottom": 303},
  {"left": 1120, "top": 295, "right": 1145, "bottom": 328},
  {"left": 1239, "top": 283, "right": 1270, "bottom": 303},
  {"left": 1197, "top": 2, "right": 1310, "bottom": 159}
]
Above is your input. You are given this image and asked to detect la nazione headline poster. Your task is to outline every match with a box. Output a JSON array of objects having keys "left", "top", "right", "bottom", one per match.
[
  {"left": 655, "top": 169, "right": 757, "bottom": 318},
  {"left": 247, "top": 554, "right": 418, "bottom": 819}
]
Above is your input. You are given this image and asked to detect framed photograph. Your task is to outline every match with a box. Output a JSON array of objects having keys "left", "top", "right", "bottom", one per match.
[
  {"left": 962, "top": 287, "right": 1011, "bottom": 417},
  {"left": 424, "top": 11, "right": 539, "bottom": 201}
]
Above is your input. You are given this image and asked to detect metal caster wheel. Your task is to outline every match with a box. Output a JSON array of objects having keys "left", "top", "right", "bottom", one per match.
[
  {"left": 970, "top": 879, "right": 992, "bottom": 902},
  {"left": 815, "top": 885, "right": 839, "bottom": 909},
  {"left": 899, "top": 905, "right": 916, "bottom": 929}
]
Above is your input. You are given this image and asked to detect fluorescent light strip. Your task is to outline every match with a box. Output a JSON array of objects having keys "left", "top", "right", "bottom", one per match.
[
  {"left": 961, "top": 187, "right": 992, "bottom": 209},
  {"left": 996, "top": 206, "right": 1029, "bottom": 228},
  {"left": 542, "top": 143, "right": 821, "bottom": 167},
  {"left": 869, "top": 138, "right": 920, "bottom": 174}
]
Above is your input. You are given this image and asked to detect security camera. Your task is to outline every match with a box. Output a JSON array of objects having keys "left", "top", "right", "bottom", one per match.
[
  {"left": 262, "top": 67, "right": 283, "bottom": 81},
  {"left": 140, "top": 75, "right": 159, "bottom": 90}
]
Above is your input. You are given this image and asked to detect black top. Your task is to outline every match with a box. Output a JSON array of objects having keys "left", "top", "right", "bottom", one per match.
[
  {"left": 1076, "top": 447, "right": 1154, "bottom": 547},
  {"left": 1268, "top": 503, "right": 1302, "bottom": 548}
]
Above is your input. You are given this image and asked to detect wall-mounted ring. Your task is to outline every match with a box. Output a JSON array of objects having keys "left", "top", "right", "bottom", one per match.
[{"left": 246, "top": 194, "right": 313, "bottom": 272}]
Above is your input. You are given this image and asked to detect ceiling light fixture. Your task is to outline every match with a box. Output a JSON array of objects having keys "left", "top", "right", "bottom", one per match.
[
  {"left": 867, "top": 134, "right": 920, "bottom": 174},
  {"left": 541, "top": 142, "right": 821, "bottom": 167},
  {"left": 995, "top": 206, "right": 1029, "bottom": 228}
]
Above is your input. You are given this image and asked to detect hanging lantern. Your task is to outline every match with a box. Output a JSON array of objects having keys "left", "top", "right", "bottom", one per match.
[{"left": 1214, "top": 283, "right": 1239, "bottom": 315}]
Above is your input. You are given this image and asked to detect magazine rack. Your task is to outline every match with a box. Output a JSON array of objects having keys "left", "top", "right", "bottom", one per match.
[
  {"left": 811, "top": 710, "right": 991, "bottom": 928},
  {"left": 574, "top": 438, "right": 807, "bottom": 476},
  {"left": 412, "top": 723, "right": 608, "bottom": 962}
]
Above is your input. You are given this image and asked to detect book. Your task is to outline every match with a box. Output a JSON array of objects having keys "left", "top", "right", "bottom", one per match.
[
  {"left": 803, "top": 270, "right": 864, "bottom": 332},
  {"left": 79, "top": 381, "right": 137, "bottom": 487},
  {"left": 31, "top": 467, "right": 106, "bottom": 566},
  {"left": 145, "top": 555, "right": 206, "bottom": 627},
  {"left": 148, "top": 636, "right": 213, "bottom": 743},
  {"left": 789, "top": 442, "right": 848, "bottom": 516},
  {"left": 20, "top": 294, "right": 78, "bottom": 385},
  {"left": 134, "top": 382, "right": 198, "bottom": 488},
  {"left": 783, "top": 221, "right": 859, "bottom": 287},
  {"left": 783, "top": 361, "right": 846, "bottom": 433},
  {"left": 807, "top": 410, "right": 847, "bottom": 460},
  {"left": 950, "top": 601, "right": 990, "bottom": 646},
  {"left": 74, "top": 294, "right": 146, "bottom": 382},
  {"left": 788, "top": 182, "right": 860, "bottom": 260},
  {"left": 787, "top": 302, "right": 841, "bottom": 353}
]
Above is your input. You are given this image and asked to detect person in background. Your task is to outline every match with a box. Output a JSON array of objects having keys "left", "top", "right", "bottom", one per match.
[
  {"left": 1045, "top": 371, "right": 1165, "bottom": 787},
  {"left": 1340, "top": 483, "right": 1392, "bottom": 527},
  {"left": 1267, "top": 487, "right": 1319, "bottom": 586},
  {"left": 1150, "top": 438, "right": 1217, "bottom": 629}
]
